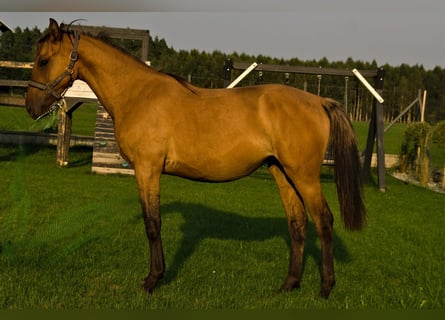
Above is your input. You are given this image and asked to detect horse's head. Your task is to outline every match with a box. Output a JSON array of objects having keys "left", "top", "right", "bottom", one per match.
[{"left": 26, "top": 18, "right": 79, "bottom": 119}]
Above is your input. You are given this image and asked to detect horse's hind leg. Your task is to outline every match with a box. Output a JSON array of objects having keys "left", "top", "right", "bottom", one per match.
[
  {"left": 134, "top": 165, "right": 165, "bottom": 293},
  {"left": 269, "top": 164, "right": 307, "bottom": 292},
  {"left": 296, "top": 179, "right": 335, "bottom": 299}
]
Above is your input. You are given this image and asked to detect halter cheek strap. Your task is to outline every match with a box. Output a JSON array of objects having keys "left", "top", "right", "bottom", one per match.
[{"left": 28, "top": 31, "right": 79, "bottom": 100}]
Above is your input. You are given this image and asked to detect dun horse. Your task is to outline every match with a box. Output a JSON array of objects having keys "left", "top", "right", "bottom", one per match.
[{"left": 26, "top": 19, "right": 366, "bottom": 298}]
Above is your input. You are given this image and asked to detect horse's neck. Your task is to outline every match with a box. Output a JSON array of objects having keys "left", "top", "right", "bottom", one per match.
[{"left": 76, "top": 35, "right": 156, "bottom": 119}]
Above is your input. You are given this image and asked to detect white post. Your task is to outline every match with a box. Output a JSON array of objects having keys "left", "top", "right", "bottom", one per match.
[
  {"left": 227, "top": 62, "right": 258, "bottom": 88},
  {"left": 352, "top": 68, "right": 384, "bottom": 103}
]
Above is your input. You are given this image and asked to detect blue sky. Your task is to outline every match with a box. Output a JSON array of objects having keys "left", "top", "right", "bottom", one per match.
[{"left": 2, "top": 0, "right": 444, "bottom": 69}]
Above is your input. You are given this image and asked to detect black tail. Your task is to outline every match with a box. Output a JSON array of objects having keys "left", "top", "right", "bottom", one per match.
[{"left": 322, "top": 99, "right": 366, "bottom": 231}]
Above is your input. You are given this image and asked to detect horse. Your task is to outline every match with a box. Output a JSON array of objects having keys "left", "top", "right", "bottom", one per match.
[{"left": 25, "top": 19, "right": 366, "bottom": 299}]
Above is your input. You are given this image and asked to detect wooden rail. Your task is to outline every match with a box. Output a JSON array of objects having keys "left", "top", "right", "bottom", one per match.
[
  {"left": 232, "top": 62, "right": 378, "bottom": 78},
  {"left": 0, "top": 60, "right": 33, "bottom": 69},
  {"left": 0, "top": 130, "right": 93, "bottom": 147},
  {"left": 0, "top": 61, "right": 31, "bottom": 107}
]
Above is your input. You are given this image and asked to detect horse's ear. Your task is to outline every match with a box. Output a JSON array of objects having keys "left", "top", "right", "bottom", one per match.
[{"left": 48, "top": 18, "right": 61, "bottom": 41}]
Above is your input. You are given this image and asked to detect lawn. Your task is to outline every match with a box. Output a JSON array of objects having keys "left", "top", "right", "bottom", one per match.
[
  {"left": 0, "top": 103, "right": 97, "bottom": 136},
  {"left": 0, "top": 143, "right": 444, "bottom": 309}
]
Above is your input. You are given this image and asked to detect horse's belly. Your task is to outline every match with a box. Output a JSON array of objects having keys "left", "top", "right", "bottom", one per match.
[
  {"left": 164, "top": 155, "right": 266, "bottom": 182},
  {"left": 164, "top": 128, "right": 273, "bottom": 181}
]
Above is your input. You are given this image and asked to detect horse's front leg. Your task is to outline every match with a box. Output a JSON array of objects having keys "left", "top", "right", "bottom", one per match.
[{"left": 134, "top": 165, "right": 165, "bottom": 293}]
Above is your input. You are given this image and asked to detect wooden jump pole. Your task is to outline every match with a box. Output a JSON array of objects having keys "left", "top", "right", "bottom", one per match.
[
  {"left": 421, "top": 90, "right": 427, "bottom": 122},
  {"left": 384, "top": 95, "right": 421, "bottom": 133},
  {"left": 352, "top": 69, "right": 384, "bottom": 103},
  {"left": 226, "top": 62, "right": 258, "bottom": 88}
]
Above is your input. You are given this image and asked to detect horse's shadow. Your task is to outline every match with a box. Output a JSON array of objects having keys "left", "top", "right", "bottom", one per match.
[{"left": 160, "top": 201, "right": 351, "bottom": 287}]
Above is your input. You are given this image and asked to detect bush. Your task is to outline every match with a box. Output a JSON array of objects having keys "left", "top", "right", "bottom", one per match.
[
  {"left": 431, "top": 120, "right": 445, "bottom": 147},
  {"left": 431, "top": 120, "right": 445, "bottom": 188},
  {"left": 399, "top": 122, "right": 431, "bottom": 185}
]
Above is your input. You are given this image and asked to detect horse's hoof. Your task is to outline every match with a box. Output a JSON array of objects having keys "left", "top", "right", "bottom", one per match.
[
  {"left": 320, "top": 280, "right": 335, "bottom": 299},
  {"left": 142, "top": 276, "right": 159, "bottom": 294},
  {"left": 320, "top": 288, "right": 331, "bottom": 299},
  {"left": 278, "top": 279, "right": 300, "bottom": 293}
]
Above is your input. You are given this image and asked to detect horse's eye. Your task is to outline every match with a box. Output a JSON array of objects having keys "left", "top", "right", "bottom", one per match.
[{"left": 39, "top": 59, "right": 49, "bottom": 67}]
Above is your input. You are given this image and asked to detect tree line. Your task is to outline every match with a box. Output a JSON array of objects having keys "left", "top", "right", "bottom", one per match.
[{"left": 1, "top": 26, "right": 445, "bottom": 123}]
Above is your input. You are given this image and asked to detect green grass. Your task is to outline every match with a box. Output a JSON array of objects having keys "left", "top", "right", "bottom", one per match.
[
  {"left": 352, "top": 121, "right": 408, "bottom": 155},
  {"left": 0, "top": 103, "right": 97, "bottom": 136},
  {"left": 0, "top": 143, "right": 444, "bottom": 309}
]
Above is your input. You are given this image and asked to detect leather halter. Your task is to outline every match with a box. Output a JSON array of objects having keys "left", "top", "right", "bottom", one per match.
[{"left": 28, "top": 30, "right": 79, "bottom": 101}]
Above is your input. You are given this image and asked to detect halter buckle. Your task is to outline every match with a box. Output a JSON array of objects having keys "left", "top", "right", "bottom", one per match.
[{"left": 69, "top": 50, "right": 78, "bottom": 62}]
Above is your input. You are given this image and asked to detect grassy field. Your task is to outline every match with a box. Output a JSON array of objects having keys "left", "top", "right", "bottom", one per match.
[
  {"left": 0, "top": 143, "right": 444, "bottom": 309},
  {"left": 0, "top": 104, "right": 97, "bottom": 136}
]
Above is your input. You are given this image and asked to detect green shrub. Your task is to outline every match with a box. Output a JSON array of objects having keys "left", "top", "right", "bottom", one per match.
[
  {"left": 399, "top": 122, "right": 430, "bottom": 185},
  {"left": 431, "top": 120, "right": 445, "bottom": 187},
  {"left": 431, "top": 120, "right": 445, "bottom": 147}
]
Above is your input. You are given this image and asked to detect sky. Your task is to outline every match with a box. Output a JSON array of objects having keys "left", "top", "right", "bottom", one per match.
[{"left": 1, "top": 0, "right": 444, "bottom": 70}]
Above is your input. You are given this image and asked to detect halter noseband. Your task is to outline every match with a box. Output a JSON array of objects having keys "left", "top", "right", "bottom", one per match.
[{"left": 28, "top": 30, "right": 79, "bottom": 101}]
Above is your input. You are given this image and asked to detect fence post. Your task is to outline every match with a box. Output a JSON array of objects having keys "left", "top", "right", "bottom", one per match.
[
  {"left": 363, "top": 67, "right": 386, "bottom": 192},
  {"left": 57, "top": 107, "right": 72, "bottom": 167},
  {"left": 223, "top": 58, "right": 233, "bottom": 88}
]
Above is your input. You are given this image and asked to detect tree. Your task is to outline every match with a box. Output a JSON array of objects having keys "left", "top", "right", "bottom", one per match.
[{"left": 0, "top": 26, "right": 41, "bottom": 80}]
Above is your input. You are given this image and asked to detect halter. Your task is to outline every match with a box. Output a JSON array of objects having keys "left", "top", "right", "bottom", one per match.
[{"left": 28, "top": 30, "right": 79, "bottom": 102}]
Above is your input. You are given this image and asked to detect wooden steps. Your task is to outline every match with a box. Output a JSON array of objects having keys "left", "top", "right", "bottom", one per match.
[{"left": 91, "top": 105, "right": 134, "bottom": 175}]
